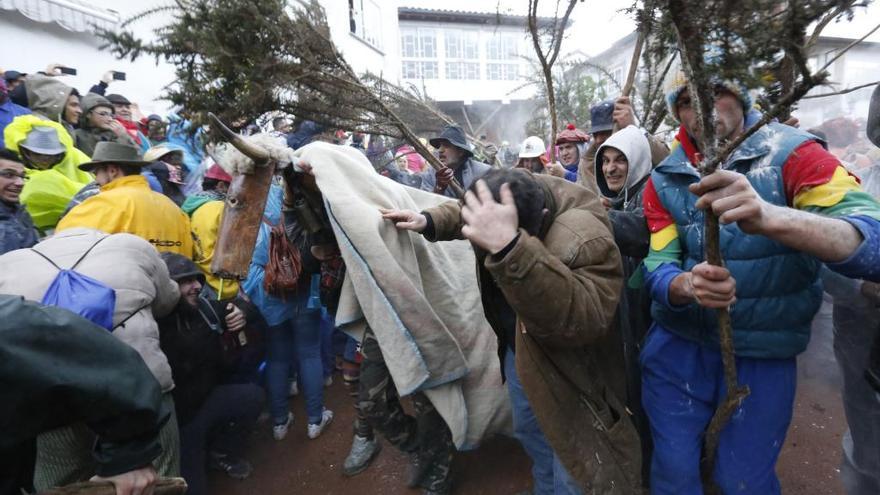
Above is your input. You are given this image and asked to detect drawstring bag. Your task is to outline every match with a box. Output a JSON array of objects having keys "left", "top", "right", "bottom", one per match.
[
  {"left": 263, "top": 218, "right": 302, "bottom": 297},
  {"left": 31, "top": 237, "right": 116, "bottom": 331}
]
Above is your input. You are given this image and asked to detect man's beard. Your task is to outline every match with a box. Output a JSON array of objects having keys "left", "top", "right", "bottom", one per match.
[{"left": 177, "top": 296, "right": 199, "bottom": 316}]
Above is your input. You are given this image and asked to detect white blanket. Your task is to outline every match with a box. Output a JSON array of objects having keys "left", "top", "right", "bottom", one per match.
[{"left": 292, "top": 142, "right": 511, "bottom": 449}]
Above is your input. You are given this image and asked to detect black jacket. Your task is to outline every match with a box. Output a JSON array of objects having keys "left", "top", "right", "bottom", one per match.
[{"left": 0, "top": 296, "right": 166, "bottom": 478}]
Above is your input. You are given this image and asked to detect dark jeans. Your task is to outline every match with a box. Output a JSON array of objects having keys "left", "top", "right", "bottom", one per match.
[
  {"left": 179, "top": 383, "right": 264, "bottom": 495},
  {"left": 357, "top": 327, "right": 453, "bottom": 491}
]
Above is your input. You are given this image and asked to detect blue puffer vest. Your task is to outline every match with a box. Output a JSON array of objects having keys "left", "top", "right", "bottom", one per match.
[{"left": 650, "top": 122, "right": 824, "bottom": 359}]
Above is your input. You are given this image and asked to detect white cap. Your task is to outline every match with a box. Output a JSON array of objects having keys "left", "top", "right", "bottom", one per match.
[{"left": 518, "top": 136, "right": 545, "bottom": 159}]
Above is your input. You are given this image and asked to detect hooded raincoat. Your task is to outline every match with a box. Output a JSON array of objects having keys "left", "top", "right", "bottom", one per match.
[
  {"left": 182, "top": 191, "right": 239, "bottom": 299},
  {"left": 23, "top": 74, "right": 77, "bottom": 138},
  {"left": 56, "top": 175, "right": 194, "bottom": 257},
  {"left": 3, "top": 115, "right": 92, "bottom": 231}
]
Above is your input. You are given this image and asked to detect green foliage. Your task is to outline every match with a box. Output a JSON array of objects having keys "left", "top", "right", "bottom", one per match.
[{"left": 97, "top": 0, "right": 451, "bottom": 139}]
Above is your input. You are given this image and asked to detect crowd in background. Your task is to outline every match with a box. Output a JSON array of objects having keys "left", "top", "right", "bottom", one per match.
[{"left": 1, "top": 60, "right": 879, "bottom": 495}]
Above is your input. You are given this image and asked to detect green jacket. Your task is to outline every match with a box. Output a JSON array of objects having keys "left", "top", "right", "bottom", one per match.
[{"left": 0, "top": 295, "right": 168, "bottom": 477}]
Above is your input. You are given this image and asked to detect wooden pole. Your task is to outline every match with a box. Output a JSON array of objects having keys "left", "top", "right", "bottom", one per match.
[{"left": 612, "top": 30, "right": 645, "bottom": 134}]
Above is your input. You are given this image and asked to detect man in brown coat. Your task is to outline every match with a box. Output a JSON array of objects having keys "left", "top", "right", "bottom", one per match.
[{"left": 381, "top": 168, "right": 641, "bottom": 493}]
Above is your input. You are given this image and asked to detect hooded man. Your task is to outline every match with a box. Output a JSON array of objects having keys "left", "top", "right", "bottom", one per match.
[
  {"left": 577, "top": 97, "right": 669, "bottom": 187},
  {"left": 547, "top": 123, "right": 589, "bottom": 182},
  {"left": 382, "top": 169, "right": 641, "bottom": 493},
  {"left": 143, "top": 144, "right": 188, "bottom": 206},
  {"left": 157, "top": 253, "right": 264, "bottom": 495},
  {"left": 57, "top": 142, "right": 194, "bottom": 257},
  {"left": 3, "top": 117, "right": 92, "bottom": 231},
  {"left": 20, "top": 74, "right": 80, "bottom": 139},
  {"left": 420, "top": 125, "right": 492, "bottom": 198},
  {"left": 0, "top": 228, "right": 182, "bottom": 490},
  {"left": 74, "top": 93, "right": 136, "bottom": 157},
  {"left": 637, "top": 69, "right": 880, "bottom": 494},
  {"left": 182, "top": 163, "right": 237, "bottom": 299},
  {"left": 594, "top": 125, "right": 655, "bottom": 484}
]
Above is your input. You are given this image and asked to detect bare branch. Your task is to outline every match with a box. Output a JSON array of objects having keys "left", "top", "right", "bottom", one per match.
[
  {"left": 802, "top": 80, "right": 880, "bottom": 99},
  {"left": 818, "top": 21, "right": 880, "bottom": 74}
]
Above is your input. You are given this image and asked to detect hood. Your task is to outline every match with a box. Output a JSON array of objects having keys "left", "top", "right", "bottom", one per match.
[
  {"left": 181, "top": 190, "right": 225, "bottom": 216},
  {"left": 79, "top": 93, "right": 113, "bottom": 129},
  {"left": 594, "top": 125, "right": 651, "bottom": 202},
  {"left": 24, "top": 74, "right": 74, "bottom": 123}
]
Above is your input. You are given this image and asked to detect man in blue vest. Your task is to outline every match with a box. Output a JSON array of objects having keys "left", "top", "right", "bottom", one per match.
[{"left": 638, "top": 71, "right": 880, "bottom": 494}]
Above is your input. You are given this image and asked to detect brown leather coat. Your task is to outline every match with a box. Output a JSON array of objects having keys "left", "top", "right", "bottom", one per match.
[{"left": 424, "top": 174, "right": 642, "bottom": 493}]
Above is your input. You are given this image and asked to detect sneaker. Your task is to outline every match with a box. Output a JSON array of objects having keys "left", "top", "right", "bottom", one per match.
[
  {"left": 324, "top": 375, "right": 334, "bottom": 387},
  {"left": 288, "top": 380, "right": 299, "bottom": 397},
  {"left": 307, "top": 409, "right": 334, "bottom": 439},
  {"left": 208, "top": 452, "right": 253, "bottom": 480},
  {"left": 342, "top": 360, "right": 361, "bottom": 383},
  {"left": 343, "top": 434, "right": 382, "bottom": 476},
  {"left": 272, "top": 412, "right": 294, "bottom": 441}
]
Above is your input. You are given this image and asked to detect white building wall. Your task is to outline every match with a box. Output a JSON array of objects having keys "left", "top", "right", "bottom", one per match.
[
  {"left": 325, "top": 0, "right": 400, "bottom": 81},
  {"left": 0, "top": 0, "right": 177, "bottom": 115},
  {"left": 0, "top": 0, "right": 400, "bottom": 115}
]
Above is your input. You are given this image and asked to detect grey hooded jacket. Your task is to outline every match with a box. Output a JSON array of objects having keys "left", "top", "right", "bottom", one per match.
[{"left": 24, "top": 74, "right": 76, "bottom": 138}]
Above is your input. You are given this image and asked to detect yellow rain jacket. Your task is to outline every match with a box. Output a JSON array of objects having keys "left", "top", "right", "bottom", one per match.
[
  {"left": 190, "top": 200, "right": 239, "bottom": 299},
  {"left": 4, "top": 115, "right": 93, "bottom": 231},
  {"left": 56, "top": 175, "right": 194, "bottom": 257}
]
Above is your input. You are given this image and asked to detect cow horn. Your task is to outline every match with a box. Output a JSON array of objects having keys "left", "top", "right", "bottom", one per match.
[{"left": 208, "top": 112, "right": 269, "bottom": 164}]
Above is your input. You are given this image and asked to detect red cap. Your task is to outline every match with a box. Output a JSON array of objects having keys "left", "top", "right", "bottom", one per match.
[
  {"left": 204, "top": 163, "right": 233, "bottom": 183},
  {"left": 555, "top": 123, "right": 590, "bottom": 145}
]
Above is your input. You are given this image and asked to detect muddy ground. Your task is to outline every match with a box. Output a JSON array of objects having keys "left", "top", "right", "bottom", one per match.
[{"left": 212, "top": 302, "right": 848, "bottom": 494}]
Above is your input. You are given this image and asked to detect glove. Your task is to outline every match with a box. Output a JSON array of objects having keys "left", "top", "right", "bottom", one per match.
[{"left": 434, "top": 167, "right": 454, "bottom": 193}]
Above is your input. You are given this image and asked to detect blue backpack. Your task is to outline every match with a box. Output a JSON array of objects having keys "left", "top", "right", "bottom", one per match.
[{"left": 31, "top": 237, "right": 117, "bottom": 331}]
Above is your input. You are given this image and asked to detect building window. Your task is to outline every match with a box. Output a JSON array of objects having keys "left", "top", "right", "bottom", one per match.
[
  {"left": 485, "top": 33, "right": 521, "bottom": 81},
  {"left": 349, "top": 0, "right": 382, "bottom": 50},
  {"left": 444, "top": 29, "right": 480, "bottom": 80},
  {"left": 401, "top": 28, "right": 438, "bottom": 80}
]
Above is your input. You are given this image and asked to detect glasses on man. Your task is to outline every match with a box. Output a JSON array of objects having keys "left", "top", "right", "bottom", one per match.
[{"left": 0, "top": 169, "right": 28, "bottom": 181}]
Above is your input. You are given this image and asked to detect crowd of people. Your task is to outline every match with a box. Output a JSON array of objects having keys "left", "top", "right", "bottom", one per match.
[{"left": 0, "top": 59, "right": 879, "bottom": 495}]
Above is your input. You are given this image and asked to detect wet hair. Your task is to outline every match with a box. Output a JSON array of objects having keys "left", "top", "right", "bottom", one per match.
[
  {"left": 469, "top": 168, "right": 546, "bottom": 236},
  {"left": 0, "top": 148, "right": 23, "bottom": 164},
  {"left": 272, "top": 117, "right": 288, "bottom": 130},
  {"left": 202, "top": 178, "right": 221, "bottom": 191}
]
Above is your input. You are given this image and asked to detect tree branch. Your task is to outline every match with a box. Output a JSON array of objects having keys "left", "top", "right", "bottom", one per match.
[{"left": 802, "top": 80, "right": 880, "bottom": 99}]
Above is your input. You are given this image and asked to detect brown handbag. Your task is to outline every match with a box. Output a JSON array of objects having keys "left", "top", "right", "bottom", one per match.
[{"left": 262, "top": 219, "right": 301, "bottom": 297}]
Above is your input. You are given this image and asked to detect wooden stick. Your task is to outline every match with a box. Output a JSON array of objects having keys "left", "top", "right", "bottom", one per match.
[
  {"left": 613, "top": 29, "right": 646, "bottom": 133},
  {"left": 39, "top": 477, "right": 187, "bottom": 495}
]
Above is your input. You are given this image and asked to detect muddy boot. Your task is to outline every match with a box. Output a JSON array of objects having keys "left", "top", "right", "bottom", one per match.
[
  {"left": 406, "top": 452, "right": 430, "bottom": 488},
  {"left": 343, "top": 435, "right": 381, "bottom": 477}
]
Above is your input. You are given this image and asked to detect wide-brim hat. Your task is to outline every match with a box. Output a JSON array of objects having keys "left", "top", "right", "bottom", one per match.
[
  {"left": 429, "top": 125, "right": 473, "bottom": 155},
  {"left": 19, "top": 126, "right": 66, "bottom": 155},
  {"left": 78, "top": 142, "right": 152, "bottom": 171},
  {"left": 143, "top": 143, "right": 184, "bottom": 163}
]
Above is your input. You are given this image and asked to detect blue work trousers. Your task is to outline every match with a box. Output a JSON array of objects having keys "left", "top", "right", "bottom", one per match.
[{"left": 641, "top": 326, "right": 796, "bottom": 495}]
